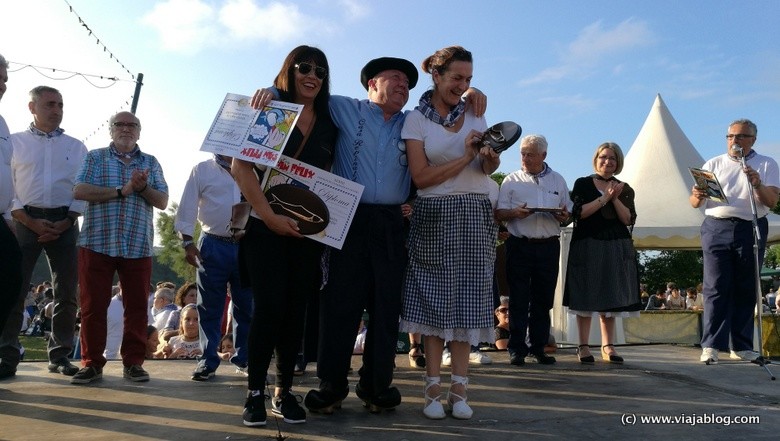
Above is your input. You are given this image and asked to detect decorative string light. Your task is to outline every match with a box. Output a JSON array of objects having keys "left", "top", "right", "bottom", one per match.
[{"left": 63, "top": 0, "right": 135, "bottom": 80}]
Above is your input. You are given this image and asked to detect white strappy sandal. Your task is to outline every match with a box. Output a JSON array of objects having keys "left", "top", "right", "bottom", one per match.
[
  {"left": 448, "top": 375, "right": 473, "bottom": 420},
  {"left": 423, "top": 376, "right": 446, "bottom": 419}
]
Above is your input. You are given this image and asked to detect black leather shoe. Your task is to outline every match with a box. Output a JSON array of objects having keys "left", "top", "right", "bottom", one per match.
[
  {"left": 48, "top": 358, "right": 79, "bottom": 376},
  {"left": 355, "top": 383, "right": 401, "bottom": 413},
  {"left": 303, "top": 387, "right": 349, "bottom": 414},
  {"left": 0, "top": 363, "right": 16, "bottom": 380},
  {"left": 509, "top": 353, "right": 525, "bottom": 366},
  {"left": 527, "top": 353, "right": 556, "bottom": 365}
]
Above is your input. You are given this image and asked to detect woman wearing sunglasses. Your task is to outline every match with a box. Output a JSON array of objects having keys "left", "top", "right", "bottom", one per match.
[
  {"left": 232, "top": 45, "right": 336, "bottom": 427},
  {"left": 399, "top": 45, "right": 500, "bottom": 421}
]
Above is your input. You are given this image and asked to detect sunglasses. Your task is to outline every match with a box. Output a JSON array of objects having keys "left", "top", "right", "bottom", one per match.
[
  {"left": 295, "top": 62, "right": 327, "bottom": 80},
  {"left": 497, "top": 308, "right": 509, "bottom": 314}
]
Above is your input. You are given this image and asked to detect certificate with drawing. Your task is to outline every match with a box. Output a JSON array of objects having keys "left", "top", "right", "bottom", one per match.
[
  {"left": 200, "top": 93, "right": 303, "bottom": 168},
  {"left": 689, "top": 167, "right": 728, "bottom": 204},
  {"left": 260, "top": 155, "right": 364, "bottom": 250}
]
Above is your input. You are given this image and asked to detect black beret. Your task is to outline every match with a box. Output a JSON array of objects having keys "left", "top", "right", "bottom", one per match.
[{"left": 360, "top": 57, "right": 418, "bottom": 90}]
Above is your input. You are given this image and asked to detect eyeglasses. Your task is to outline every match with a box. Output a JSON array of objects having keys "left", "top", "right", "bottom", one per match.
[
  {"left": 597, "top": 155, "right": 617, "bottom": 162},
  {"left": 726, "top": 134, "right": 754, "bottom": 140},
  {"left": 295, "top": 62, "right": 327, "bottom": 80},
  {"left": 497, "top": 308, "right": 509, "bottom": 314},
  {"left": 112, "top": 122, "right": 139, "bottom": 129}
]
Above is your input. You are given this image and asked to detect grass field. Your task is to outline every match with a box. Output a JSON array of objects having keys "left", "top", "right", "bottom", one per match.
[{"left": 19, "top": 335, "right": 49, "bottom": 361}]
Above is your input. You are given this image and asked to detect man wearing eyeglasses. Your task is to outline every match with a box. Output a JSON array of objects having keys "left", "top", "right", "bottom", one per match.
[
  {"left": 690, "top": 119, "right": 780, "bottom": 365},
  {"left": 0, "top": 54, "right": 24, "bottom": 381},
  {"left": 0, "top": 86, "right": 87, "bottom": 381},
  {"left": 495, "top": 134, "right": 571, "bottom": 367},
  {"left": 71, "top": 111, "right": 168, "bottom": 384}
]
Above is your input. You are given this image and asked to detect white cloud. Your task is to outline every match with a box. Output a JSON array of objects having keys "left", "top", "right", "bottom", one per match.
[
  {"left": 566, "top": 19, "right": 655, "bottom": 64},
  {"left": 536, "top": 94, "right": 600, "bottom": 112},
  {"left": 520, "top": 18, "right": 655, "bottom": 86},
  {"left": 337, "top": 0, "right": 370, "bottom": 20},
  {"left": 142, "top": 0, "right": 342, "bottom": 53},
  {"left": 141, "top": 0, "right": 217, "bottom": 53}
]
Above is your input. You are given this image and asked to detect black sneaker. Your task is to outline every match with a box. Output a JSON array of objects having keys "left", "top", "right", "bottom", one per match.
[
  {"left": 191, "top": 364, "right": 216, "bottom": 381},
  {"left": 48, "top": 358, "right": 79, "bottom": 376},
  {"left": 0, "top": 363, "right": 17, "bottom": 380},
  {"left": 71, "top": 366, "right": 103, "bottom": 384},
  {"left": 272, "top": 391, "right": 306, "bottom": 424},
  {"left": 526, "top": 353, "right": 556, "bottom": 365},
  {"left": 123, "top": 364, "right": 150, "bottom": 382},
  {"left": 242, "top": 392, "right": 267, "bottom": 427}
]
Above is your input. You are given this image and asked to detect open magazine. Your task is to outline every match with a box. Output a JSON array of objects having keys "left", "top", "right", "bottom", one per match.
[{"left": 689, "top": 167, "right": 728, "bottom": 204}]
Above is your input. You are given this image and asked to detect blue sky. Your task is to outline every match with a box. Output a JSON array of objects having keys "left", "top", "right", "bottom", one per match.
[{"left": 2, "top": 0, "right": 779, "bottom": 208}]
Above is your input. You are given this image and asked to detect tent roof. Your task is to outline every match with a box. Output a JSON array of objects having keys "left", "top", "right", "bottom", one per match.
[{"left": 618, "top": 94, "right": 780, "bottom": 249}]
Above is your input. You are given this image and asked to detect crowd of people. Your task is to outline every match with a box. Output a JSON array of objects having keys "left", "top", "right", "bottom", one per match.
[{"left": 1, "top": 43, "right": 778, "bottom": 430}]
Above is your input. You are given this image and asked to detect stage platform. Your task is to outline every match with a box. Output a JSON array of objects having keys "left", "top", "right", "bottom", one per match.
[{"left": 1, "top": 345, "right": 778, "bottom": 440}]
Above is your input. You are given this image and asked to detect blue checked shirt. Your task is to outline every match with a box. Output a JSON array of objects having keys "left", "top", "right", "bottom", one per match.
[{"left": 76, "top": 145, "right": 168, "bottom": 258}]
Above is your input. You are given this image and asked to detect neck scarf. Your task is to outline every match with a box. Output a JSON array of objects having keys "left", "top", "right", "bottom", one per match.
[
  {"left": 110, "top": 143, "right": 140, "bottom": 159},
  {"left": 728, "top": 149, "right": 757, "bottom": 162},
  {"left": 416, "top": 89, "right": 465, "bottom": 127},
  {"left": 528, "top": 163, "right": 551, "bottom": 183},
  {"left": 29, "top": 123, "right": 64, "bottom": 138},
  {"left": 214, "top": 154, "right": 232, "bottom": 172}
]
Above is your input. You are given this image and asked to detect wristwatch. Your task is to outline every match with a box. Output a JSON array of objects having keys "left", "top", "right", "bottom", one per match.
[{"left": 116, "top": 186, "right": 125, "bottom": 199}]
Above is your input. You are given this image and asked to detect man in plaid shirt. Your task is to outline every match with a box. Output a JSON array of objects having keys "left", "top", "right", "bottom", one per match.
[{"left": 71, "top": 111, "right": 168, "bottom": 385}]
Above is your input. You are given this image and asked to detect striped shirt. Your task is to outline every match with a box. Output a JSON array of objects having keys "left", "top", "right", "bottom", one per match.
[{"left": 76, "top": 145, "right": 168, "bottom": 258}]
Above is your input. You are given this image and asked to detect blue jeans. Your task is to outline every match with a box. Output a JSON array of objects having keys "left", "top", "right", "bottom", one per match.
[{"left": 196, "top": 234, "right": 253, "bottom": 370}]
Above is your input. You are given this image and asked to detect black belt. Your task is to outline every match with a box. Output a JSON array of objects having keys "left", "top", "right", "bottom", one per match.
[
  {"left": 24, "top": 205, "right": 69, "bottom": 218},
  {"left": 710, "top": 216, "right": 753, "bottom": 223},
  {"left": 512, "top": 235, "right": 560, "bottom": 244},
  {"left": 204, "top": 232, "right": 240, "bottom": 244}
]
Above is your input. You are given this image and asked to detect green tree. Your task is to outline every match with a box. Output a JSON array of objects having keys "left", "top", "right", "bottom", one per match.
[
  {"left": 491, "top": 172, "right": 506, "bottom": 186},
  {"left": 639, "top": 250, "right": 703, "bottom": 292},
  {"left": 155, "top": 202, "right": 200, "bottom": 282}
]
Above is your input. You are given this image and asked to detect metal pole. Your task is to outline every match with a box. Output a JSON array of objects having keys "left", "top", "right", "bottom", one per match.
[{"left": 130, "top": 73, "right": 144, "bottom": 114}]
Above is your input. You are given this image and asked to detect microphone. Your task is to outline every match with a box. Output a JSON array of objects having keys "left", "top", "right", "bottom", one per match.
[{"left": 731, "top": 144, "right": 743, "bottom": 157}]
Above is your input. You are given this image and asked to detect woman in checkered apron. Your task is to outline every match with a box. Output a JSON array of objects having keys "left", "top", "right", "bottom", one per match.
[{"left": 399, "top": 46, "right": 500, "bottom": 420}]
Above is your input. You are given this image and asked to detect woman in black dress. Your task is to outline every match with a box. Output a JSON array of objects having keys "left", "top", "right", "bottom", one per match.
[{"left": 563, "top": 142, "right": 642, "bottom": 364}]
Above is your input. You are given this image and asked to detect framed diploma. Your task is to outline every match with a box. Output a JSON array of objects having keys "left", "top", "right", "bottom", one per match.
[{"left": 200, "top": 93, "right": 303, "bottom": 169}]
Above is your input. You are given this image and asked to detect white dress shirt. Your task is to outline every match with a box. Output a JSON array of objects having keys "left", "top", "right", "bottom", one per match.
[
  {"left": 498, "top": 166, "right": 572, "bottom": 239},
  {"left": 175, "top": 158, "right": 242, "bottom": 237},
  {"left": 11, "top": 128, "right": 87, "bottom": 213},
  {"left": 0, "top": 115, "right": 13, "bottom": 219}
]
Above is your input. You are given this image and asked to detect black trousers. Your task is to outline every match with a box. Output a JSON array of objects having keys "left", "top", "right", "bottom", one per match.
[
  {"left": 317, "top": 204, "right": 406, "bottom": 394},
  {"left": 241, "top": 217, "right": 323, "bottom": 391},
  {"left": 0, "top": 220, "right": 22, "bottom": 334},
  {"left": 505, "top": 236, "right": 560, "bottom": 356}
]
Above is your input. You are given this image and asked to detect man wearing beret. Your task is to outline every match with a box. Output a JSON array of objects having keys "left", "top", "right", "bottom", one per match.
[{"left": 251, "top": 56, "right": 486, "bottom": 413}]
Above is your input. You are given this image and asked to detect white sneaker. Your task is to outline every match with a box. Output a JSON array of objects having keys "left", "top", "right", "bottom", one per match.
[
  {"left": 468, "top": 351, "right": 492, "bottom": 365},
  {"left": 733, "top": 350, "right": 760, "bottom": 361},
  {"left": 700, "top": 347, "right": 718, "bottom": 365},
  {"left": 442, "top": 350, "right": 452, "bottom": 367}
]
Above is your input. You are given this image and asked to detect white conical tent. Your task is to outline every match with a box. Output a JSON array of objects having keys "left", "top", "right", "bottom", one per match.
[
  {"left": 616, "top": 93, "right": 780, "bottom": 249},
  {"left": 616, "top": 94, "right": 707, "bottom": 249},
  {"left": 552, "top": 94, "right": 780, "bottom": 343}
]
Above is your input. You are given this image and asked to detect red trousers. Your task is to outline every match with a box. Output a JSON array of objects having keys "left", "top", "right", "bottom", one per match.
[{"left": 78, "top": 247, "right": 151, "bottom": 368}]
